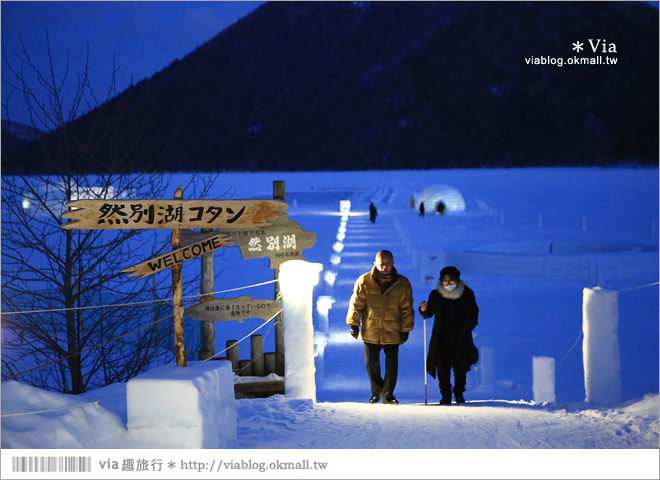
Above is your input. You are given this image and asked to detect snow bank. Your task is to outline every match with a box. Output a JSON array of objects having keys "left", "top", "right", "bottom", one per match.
[
  {"left": 1, "top": 380, "right": 128, "bottom": 449},
  {"left": 126, "top": 360, "right": 236, "bottom": 448}
]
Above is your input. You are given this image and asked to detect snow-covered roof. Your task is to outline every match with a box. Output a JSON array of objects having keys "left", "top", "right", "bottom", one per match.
[{"left": 414, "top": 184, "right": 466, "bottom": 213}]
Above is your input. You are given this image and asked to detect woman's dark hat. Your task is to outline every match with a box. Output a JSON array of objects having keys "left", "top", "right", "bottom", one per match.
[{"left": 440, "top": 266, "right": 461, "bottom": 280}]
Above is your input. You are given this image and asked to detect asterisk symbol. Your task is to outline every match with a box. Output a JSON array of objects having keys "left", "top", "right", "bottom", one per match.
[
  {"left": 167, "top": 461, "right": 176, "bottom": 469},
  {"left": 573, "top": 41, "right": 584, "bottom": 52}
]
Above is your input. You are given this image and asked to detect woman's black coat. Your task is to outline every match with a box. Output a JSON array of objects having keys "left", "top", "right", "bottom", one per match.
[{"left": 420, "top": 281, "right": 479, "bottom": 378}]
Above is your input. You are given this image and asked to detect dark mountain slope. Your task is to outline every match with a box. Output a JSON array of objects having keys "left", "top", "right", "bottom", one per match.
[{"left": 3, "top": 1, "right": 657, "bottom": 174}]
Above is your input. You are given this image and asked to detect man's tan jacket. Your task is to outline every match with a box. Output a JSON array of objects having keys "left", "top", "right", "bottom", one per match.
[{"left": 346, "top": 267, "right": 414, "bottom": 345}]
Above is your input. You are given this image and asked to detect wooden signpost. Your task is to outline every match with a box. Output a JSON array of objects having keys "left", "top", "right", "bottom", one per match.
[
  {"left": 184, "top": 296, "right": 281, "bottom": 323},
  {"left": 60, "top": 182, "right": 317, "bottom": 376},
  {"left": 171, "top": 187, "right": 186, "bottom": 367}
]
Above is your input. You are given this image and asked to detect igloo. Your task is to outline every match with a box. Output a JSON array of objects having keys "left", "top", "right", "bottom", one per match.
[{"left": 414, "top": 185, "right": 466, "bottom": 214}]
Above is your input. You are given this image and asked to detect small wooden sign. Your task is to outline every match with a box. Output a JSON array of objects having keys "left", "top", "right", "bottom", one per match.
[
  {"left": 121, "top": 233, "right": 234, "bottom": 279},
  {"left": 61, "top": 199, "right": 287, "bottom": 230},
  {"left": 184, "top": 295, "right": 282, "bottom": 323},
  {"left": 180, "top": 216, "right": 317, "bottom": 269}
]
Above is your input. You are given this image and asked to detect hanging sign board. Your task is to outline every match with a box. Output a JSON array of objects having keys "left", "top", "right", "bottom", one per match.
[
  {"left": 180, "top": 216, "right": 317, "bottom": 269},
  {"left": 60, "top": 199, "right": 287, "bottom": 230},
  {"left": 184, "top": 296, "right": 282, "bottom": 323},
  {"left": 121, "top": 233, "right": 234, "bottom": 279}
]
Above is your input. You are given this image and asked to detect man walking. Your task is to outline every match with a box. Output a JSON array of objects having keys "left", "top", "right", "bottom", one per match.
[{"left": 347, "top": 250, "right": 414, "bottom": 404}]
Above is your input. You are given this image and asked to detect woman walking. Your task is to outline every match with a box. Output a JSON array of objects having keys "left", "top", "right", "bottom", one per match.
[{"left": 419, "top": 266, "right": 479, "bottom": 404}]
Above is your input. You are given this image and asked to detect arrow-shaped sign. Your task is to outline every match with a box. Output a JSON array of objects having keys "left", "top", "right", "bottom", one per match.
[
  {"left": 184, "top": 296, "right": 282, "bottom": 323},
  {"left": 180, "top": 216, "right": 317, "bottom": 269},
  {"left": 122, "top": 233, "right": 234, "bottom": 278}
]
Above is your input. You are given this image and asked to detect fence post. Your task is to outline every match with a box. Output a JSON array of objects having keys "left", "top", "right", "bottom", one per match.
[
  {"left": 238, "top": 360, "right": 252, "bottom": 376},
  {"left": 480, "top": 346, "right": 496, "bottom": 388},
  {"left": 533, "top": 356, "right": 556, "bottom": 403},
  {"left": 264, "top": 353, "right": 277, "bottom": 375},
  {"left": 582, "top": 287, "right": 621, "bottom": 405},
  {"left": 251, "top": 334, "right": 265, "bottom": 377},
  {"left": 226, "top": 340, "right": 239, "bottom": 373}
]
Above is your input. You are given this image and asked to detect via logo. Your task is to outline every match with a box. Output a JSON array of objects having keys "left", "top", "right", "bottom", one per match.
[{"left": 573, "top": 39, "right": 617, "bottom": 53}]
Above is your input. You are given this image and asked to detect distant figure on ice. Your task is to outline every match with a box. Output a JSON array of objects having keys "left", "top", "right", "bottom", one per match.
[
  {"left": 369, "top": 202, "right": 378, "bottom": 223},
  {"left": 419, "top": 266, "right": 479, "bottom": 405},
  {"left": 347, "top": 250, "right": 414, "bottom": 405},
  {"left": 419, "top": 201, "right": 425, "bottom": 217}
]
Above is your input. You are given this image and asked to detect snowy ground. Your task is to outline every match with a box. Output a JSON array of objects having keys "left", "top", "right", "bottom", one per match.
[{"left": 2, "top": 168, "right": 659, "bottom": 478}]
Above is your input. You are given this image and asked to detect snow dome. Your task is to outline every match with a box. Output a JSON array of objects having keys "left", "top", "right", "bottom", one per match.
[{"left": 414, "top": 184, "right": 466, "bottom": 214}]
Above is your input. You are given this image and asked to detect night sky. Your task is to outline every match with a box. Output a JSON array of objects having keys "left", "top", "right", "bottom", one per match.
[{"left": 1, "top": 1, "right": 264, "bottom": 126}]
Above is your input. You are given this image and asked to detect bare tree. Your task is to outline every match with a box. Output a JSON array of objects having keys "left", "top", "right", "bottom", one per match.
[{"left": 1, "top": 34, "right": 220, "bottom": 393}]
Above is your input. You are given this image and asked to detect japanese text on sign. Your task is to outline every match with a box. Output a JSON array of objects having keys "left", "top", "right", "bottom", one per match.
[
  {"left": 61, "top": 199, "right": 286, "bottom": 230},
  {"left": 97, "top": 203, "right": 245, "bottom": 226},
  {"left": 248, "top": 234, "right": 297, "bottom": 252}
]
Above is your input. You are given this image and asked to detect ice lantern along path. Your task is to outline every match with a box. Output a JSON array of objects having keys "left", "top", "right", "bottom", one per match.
[
  {"left": 582, "top": 287, "right": 622, "bottom": 406},
  {"left": 279, "top": 260, "right": 323, "bottom": 401}
]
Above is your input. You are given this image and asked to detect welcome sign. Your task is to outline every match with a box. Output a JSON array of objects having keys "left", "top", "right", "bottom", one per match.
[{"left": 121, "top": 233, "right": 234, "bottom": 279}]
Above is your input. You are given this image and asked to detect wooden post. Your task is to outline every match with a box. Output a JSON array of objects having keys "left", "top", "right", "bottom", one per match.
[
  {"left": 251, "top": 335, "right": 265, "bottom": 376},
  {"left": 273, "top": 180, "right": 286, "bottom": 377},
  {"left": 172, "top": 186, "right": 187, "bottom": 367},
  {"left": 226, "top": 340, "right": 239, "bottom": 372},
  {"left": 264, "top": 352, "right": 277, "bottom": 375},
  {"left": 198, "top": 227, "right": 215, "bottom": 360},
  {"left": 238, "top": 359, "right": 252, "bottom": 376}
]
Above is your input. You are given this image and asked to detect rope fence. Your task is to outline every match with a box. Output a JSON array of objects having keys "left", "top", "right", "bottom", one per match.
[
  {"left": 204, "top": 309, "right": 281, "bottom": 363},
  {"left": 1, "top": 277, "right": 281, "bottom": 383},
  {"left": 0, "top": 279, "right": 280, "bottom": 316},
  {"left": 2, "top": 311, "right": 281, "bottom": 418},
  {"left": 2, "top": 275, "right": 654, "bottom": 415},
  {"left": 617, "top": 281, "right": 659, "bottom": 293},
  {"left": 0, "top": 392, "right": 126, "bottom": 418},
  {"left": 1, "top": 281, "right": 283, "bottom": 417}
]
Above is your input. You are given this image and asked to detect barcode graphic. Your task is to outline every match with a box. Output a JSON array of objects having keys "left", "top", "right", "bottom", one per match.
[{"left": 12, "top": 456, "right": 92, "bottom": 473}]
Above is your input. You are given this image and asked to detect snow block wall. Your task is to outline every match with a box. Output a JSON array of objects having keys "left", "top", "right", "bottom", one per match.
[
  {"left": 279, "top": 260, "right": 323, "bottom": 401},
  {"left": 582, "top": 287, "right": 621, "bottom": 406},
  {"left": 126, "top": 360, "right": 237, "bottom": 448}
]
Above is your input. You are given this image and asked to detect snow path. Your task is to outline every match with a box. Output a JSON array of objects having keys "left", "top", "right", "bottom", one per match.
[
  {"left": 235, "top": 193, "right": 659, "bottom": 450},
  {"left": 236, "top": 397, "right": 659, "bottom": 449}
]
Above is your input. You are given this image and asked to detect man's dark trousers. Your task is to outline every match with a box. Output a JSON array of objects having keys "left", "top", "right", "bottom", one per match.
[{"left": 364, "top": 342, "right": 399, "bottom": 398}]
